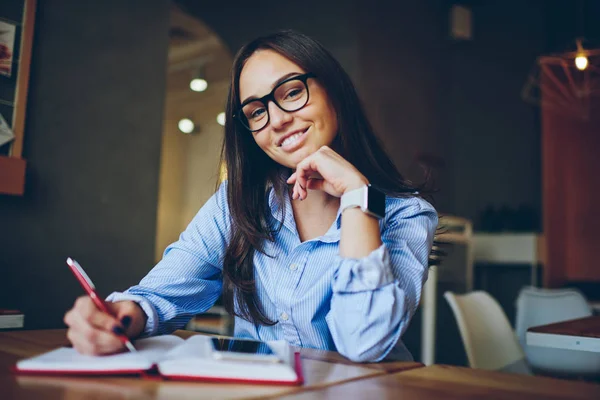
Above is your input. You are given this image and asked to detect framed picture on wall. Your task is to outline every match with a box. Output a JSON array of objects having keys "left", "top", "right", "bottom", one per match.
[
  {"left": 0, "top": 0, "right": 36, "bottom": 196},
  {"left": 0, "top": 21, "right": 16, "bottom": 77},
  {"left": 0, "top": 113, "right": 15, "bottom": 146}
]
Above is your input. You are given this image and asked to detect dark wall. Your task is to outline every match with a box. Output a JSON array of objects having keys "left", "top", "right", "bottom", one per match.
[
  {"left": 0, "top": 0, "right": 170, "bottom": 329},
  {"left": 179, "top": 0, "right": 360, "bottom": 82},
  {"left": 447, "top": 0, "right": 600, "bottom": 227},
  {"left": 357, "top": 0, "right": 453, "bottom": 212},
  {"left": 448, "top": 1, "right": 545, "bottom": 226}
]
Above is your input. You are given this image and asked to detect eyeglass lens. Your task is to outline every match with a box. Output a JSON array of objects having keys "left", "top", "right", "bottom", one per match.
[{"left": 241, "top": 78, "right": 309, "bottom": 131}]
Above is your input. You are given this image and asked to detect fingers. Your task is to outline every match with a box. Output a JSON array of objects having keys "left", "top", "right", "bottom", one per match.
[
  {"left": 63, "top": 296, "right": 133, "bottom": 355},
  {"left": 306, "top": 178, "right": 325, "bottom": 191},
  {"left": 289, "top": 146, "right": 357, "bottom": 200},
  {"left": 293, "top": 154, "right": 321, "bottom": 200},
  {"left": 286, "top": 172, "right": 297, "bottom": 185},
  {"left": 287, "top": 172, "right": 303, "bottom": 201},
  {"left": 292, "top": 148, "right": 332, "bottom": 199},
  {"left": 66, "top": 313, "right": 125, "bottom": 355},
  {"left": 108, "top": 301, "right": 146, "bottom": 338},
  {"left": 77, "top": 297, "right": 124, "bottom": 333},
  {"left": 292, "top": 177, "right": 307, "bottom": 200}
]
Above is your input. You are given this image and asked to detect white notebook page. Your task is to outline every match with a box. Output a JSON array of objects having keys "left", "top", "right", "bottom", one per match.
[{"left": 16, "top": 335, "right": 185, "bottom": 372}]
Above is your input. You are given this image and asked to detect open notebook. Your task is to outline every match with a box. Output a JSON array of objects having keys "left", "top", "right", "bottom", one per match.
[{"left": 14, "top": 335, "right": 303, "bottom": 385}]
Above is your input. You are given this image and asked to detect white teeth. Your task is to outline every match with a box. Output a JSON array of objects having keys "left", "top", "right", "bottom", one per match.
[{"left": 281, "top": 132, "right": 304, "bottom": 147}]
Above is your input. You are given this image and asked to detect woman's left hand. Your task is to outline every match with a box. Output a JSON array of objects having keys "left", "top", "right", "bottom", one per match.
[{"left": 287, "top": 146, "right": 369, "bottom": 200}]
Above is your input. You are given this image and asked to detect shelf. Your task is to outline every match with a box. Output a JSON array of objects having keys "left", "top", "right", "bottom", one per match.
[
  {"left": 0, "top": 156, "right": 26, "bottom": 196},
  {"left": 473, "top": 233, "right": 545, "bottom": 265}
]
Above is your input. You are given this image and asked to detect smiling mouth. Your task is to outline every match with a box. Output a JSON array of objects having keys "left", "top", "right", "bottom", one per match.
[{"left": 278, "top": 128, "right": 308, "bottom": 147}]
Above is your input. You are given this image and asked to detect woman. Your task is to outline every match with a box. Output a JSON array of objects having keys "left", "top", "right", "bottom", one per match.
[{"left": 64, "top": 30, "right": 438, "bottom": 362}]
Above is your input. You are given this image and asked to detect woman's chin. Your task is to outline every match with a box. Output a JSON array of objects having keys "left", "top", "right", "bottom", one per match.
[{"left": 275, "top": 150, "right": 306, "bottom": 169}]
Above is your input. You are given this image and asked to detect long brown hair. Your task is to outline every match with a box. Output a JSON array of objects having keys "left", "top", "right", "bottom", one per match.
[{"left": 220, "top": 30, "right": 424, "bottom": 326}]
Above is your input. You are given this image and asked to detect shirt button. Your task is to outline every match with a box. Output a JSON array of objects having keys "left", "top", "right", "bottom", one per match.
[
  {"left": 289, "top": 263, "right": 298, "bottom": 271},
  {"left": 280, "top": 312, "right": 289, "bottom": 321}
]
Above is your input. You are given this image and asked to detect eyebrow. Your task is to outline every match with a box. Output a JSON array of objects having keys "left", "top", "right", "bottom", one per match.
[{"left": 240, "top": 72, "right": 303, "bottom": 105}]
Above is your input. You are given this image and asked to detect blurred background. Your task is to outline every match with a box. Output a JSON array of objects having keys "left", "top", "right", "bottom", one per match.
[{"left": 1, "top": 0, "right": 599, "bottom": 371}]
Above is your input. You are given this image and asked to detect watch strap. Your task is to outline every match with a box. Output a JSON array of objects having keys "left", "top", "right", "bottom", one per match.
[{"left": 340, "top": 185, "right": 367, "bottom": 213}]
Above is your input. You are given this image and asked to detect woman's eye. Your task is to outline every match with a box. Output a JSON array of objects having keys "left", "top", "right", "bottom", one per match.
[
  {"left": 285, "top": 89, "right": 302, "bottom": 99},
  {"left": 251, "top": 108, "right": 266, "bottom": 119}
]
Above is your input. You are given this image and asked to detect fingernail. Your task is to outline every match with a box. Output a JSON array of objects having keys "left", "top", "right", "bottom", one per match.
[
  {"left": 113, "top": 326, "right": 124, "bottom": 335},
  {"left": 121, "top": 316, "right": 131, "bottom": 328}
]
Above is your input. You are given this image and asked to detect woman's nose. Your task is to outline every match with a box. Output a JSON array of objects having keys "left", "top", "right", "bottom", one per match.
[{"left": 268, "top": 101, "right": 293, "bottom": 129}]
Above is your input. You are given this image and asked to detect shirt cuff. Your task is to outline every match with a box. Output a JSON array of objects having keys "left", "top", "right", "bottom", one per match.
[
  {"left": 105, "top": 292, "right": 159, "bottom": 337},
  {"left": 332, "top": 244, "right": 395, "bottom": 293}
]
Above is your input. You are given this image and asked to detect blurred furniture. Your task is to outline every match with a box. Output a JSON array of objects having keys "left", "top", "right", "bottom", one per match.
[
  {"left": 516, "top": 286, "right": 592, "bottom": 346},
  {"left": 540, "top": 55, "right": 600, "bottom": 288},
  {"left": 0, "top": 309, "right": 24, "bottom": 330},
  {"left": 421, "top": 215, "right": 473, "bottom": 365},
  {"left": 326, "top": 364, "right": 600, "bottom": 400},
  {"left": 473, "top": 233, "right": 544, "bottom": 287},
  {"left": 559, "top": 282, "right": 600, "bottom": 315},
  {"left": 526, "top": 316, "right": 600, "bottom": 378},
  {"left": 527, "top": 316, "right": 600, "bottom": 352},
  {"left": 295, "top": 364, "right": 600, "bottom": 399},
  {"left": 185, "top": 305, "right": 233, "bottom": 336},
  {"left": 515, "top": 287, "right": 592, "bottom": 346},
  {"left": 444, "top": 291, "right": 531, "bottom": 374},
  {"left": 435, "top": 216, "right": 474, "bottom": 290},
  {"left": 517, "top": 286, "right": 599, "bottom": 377}
]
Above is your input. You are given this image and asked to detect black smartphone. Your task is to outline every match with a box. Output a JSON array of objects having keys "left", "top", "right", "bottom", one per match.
[{"left": 210, "top": 338, "right": 281, "bottom": 363}]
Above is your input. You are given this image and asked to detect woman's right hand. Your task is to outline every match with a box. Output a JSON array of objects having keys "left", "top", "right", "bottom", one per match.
[{"left": 63, "top": 297, "right": 146, "bottom": 355}]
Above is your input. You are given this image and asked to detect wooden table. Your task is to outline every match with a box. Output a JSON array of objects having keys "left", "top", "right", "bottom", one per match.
[
  {"left": 0, "top": 329, "right": 422, "bottom": 399},
  {"left": 527, "top": 316, "right": 600, "bottom": 353},
  {"left": 277, "top": 365, "right": 600, "bottom": 399}
]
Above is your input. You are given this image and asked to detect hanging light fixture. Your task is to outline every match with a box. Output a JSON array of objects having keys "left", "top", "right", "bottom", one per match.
[
  {"left": 216, "top": 112, "right": 226, "bottom": 126},
  {"left": 190, "top": 67, "right": 208, "bottom": 92},
  {"left": 178, "top": 118, "right": 197, "bottom": 134},
  {"left": 575, "top": 38, "right": 588, "bottom": 71}
]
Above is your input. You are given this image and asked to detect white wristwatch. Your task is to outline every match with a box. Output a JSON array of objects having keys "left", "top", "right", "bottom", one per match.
[{"left": 340, "top": 184, "right": 386, "bottom": 219}]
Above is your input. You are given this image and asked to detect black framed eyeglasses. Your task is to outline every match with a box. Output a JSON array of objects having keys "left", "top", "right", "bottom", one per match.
[{"left": 235, "top": 72, "right": 316, "bottom": 132}]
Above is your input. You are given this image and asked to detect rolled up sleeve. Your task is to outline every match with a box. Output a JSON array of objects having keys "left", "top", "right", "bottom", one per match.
[
  {"left": 326, "top": 197, "right": 437, "bottom": 362},
  {"left": 107, "top": 183, "right": 231, "bottom": 336}
]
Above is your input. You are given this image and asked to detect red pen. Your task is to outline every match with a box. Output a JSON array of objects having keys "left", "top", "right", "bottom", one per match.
[{"left": 66, "top": 257, "right": 136, "bottom": 352}]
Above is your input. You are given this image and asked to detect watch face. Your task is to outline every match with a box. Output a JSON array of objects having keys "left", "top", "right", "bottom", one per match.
[{"left": 367, "top": 186, "right": 386, "bottom": 219}]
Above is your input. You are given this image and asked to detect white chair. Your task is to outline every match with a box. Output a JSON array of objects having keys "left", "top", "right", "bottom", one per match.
[
  {"left": 444, "top": 291, "right": 532, "bottom": 374},
  {"left": 515, "top": 286, "right": 600, "bottom": 377}
]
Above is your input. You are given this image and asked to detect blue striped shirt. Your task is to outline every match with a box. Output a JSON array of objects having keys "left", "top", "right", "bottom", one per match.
[{"left": 108, "top": 182, "right": 437, "bottom": 362}]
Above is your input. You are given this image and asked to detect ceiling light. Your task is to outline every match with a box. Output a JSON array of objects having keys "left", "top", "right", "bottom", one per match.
[
  {"left": 217, "top": 112, "right": 226, "bottom": 126},
  {"left": 178, "top": 118, "right": 196, "bottom": 134},
  {"left": 190, "top": 77, "right": 208, "bottom": 92},
  {"left": 575, "top": 38, "right": 588, "bottom": 71},
  {"left": 575, "top": 55, "right": 588, "bottom": 71},
  {"left": 190, "top": 67, "right": 208, "bottom": 92}
]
